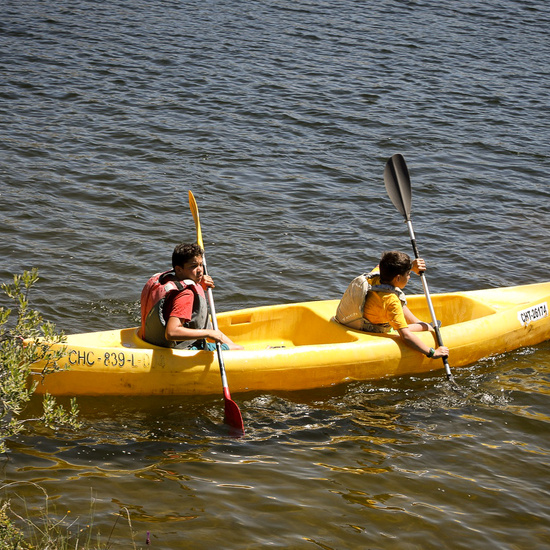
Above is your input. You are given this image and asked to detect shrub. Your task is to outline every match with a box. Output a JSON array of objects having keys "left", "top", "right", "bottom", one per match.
[
  {"left": 0, "top": 500, "right": 29, "bottom": 549},
  {"left": 0, "top": 268, "right": 80, "bottom": 453}
]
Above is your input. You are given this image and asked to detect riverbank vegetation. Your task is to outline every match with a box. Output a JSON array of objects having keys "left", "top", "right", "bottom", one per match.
[
  {"left": 0, "top": 270, "right": 82, "bottom": 547},
  {"left": 1, "top": 487, "right": 142, "bottom": 549}
]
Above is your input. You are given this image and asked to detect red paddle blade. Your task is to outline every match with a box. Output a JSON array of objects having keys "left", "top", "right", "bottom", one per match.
[{"left": 224, "top": 398, "right": 244, "bottom": 436}]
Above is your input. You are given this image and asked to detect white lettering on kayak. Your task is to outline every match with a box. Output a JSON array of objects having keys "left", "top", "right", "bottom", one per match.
[{"left": 517, "top": 302, "right": 548, "bottom": 326}]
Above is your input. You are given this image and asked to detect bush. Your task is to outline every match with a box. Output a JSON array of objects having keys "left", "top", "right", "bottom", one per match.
[
  {"left": 0, "top": 500, "right": 29, "bottom": 549},
  {"left": 0, "top": 268, "right": 80, "bottom": 453},
  {"left": 1, "top": 269, "right": 83, "bottom": 547},
  {"left": 0, "top": 488, "right": 141, "bottom": 549}
]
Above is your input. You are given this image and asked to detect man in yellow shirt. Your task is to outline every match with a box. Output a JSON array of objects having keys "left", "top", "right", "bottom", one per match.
[{"left": 363, "top": 251, "right": 449, "bottom": 360}]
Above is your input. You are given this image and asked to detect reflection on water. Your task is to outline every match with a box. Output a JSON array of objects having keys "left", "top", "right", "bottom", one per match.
[
  {"left": 3, "top": 344, "right": 549, "bottom": 547},
  {"left": 2, "top": 0, "right": 550, "bottom": 546}
]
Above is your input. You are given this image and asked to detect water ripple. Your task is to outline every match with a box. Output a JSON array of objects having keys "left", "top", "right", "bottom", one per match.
[{"left": 2, "top": 0, "right": 550, "bottom": 547}]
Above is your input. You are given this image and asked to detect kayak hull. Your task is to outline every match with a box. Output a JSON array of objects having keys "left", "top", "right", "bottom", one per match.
[{"left": 31, "top": 282, "right": 550, "bottom": 396}]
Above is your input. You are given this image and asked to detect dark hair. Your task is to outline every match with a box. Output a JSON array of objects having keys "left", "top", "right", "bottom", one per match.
[
  {"left": 379, "top": 251, "right": 412, "bottom": 283},
  {"left": 172, "top": 243, "right": 204, "bottom": 268}
]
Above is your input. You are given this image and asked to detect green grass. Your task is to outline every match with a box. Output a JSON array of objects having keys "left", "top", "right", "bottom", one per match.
[{"left": 1, "top": 483, "right": 145, "bottom": 550}]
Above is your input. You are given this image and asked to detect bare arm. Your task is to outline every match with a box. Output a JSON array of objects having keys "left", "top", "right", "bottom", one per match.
[
  {"left": 403, "top": 305, "right": 423, "bottom": 326},
  {"left": 165, "top": 316, "right": 226, "bottom": 343},
  {"left": 397, "top": 326, "right": 448, "bottom": 358},
  {"left": 165, "top": 316, "right": 243, "bottom": 349},
  {"left": 402, "top": 305, "right": 433, "bottom": 332}
]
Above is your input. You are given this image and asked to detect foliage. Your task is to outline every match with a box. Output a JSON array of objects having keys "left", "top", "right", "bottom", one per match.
[
  {"left": 0, "top": 271, "right": 144, "bottom": 548},
  {"left": 0, "top": 487, "right": 142, "bottom": 550},
  {"left": 0, "top": 500, "right": 29, "bottom": 549},
  {"left": 0, "top": 269, "right": 81, "bottom": 454}
]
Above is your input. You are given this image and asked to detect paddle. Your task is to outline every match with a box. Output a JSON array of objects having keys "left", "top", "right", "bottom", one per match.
[
  {"left": 383, "top": 154, "right": 458, "bottom": 387},
  {"left": 188, "top": 191, "right": 245, "bottom": 435}
]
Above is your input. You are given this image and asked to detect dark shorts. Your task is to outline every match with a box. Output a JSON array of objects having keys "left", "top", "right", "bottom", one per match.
[{"left": 191, "top": 342, "right": 230, "bottom": 351}]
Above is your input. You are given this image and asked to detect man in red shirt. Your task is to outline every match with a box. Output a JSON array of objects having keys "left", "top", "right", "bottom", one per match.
[{"left": 141, "top": 243, "right": 242, "bottom": 350}]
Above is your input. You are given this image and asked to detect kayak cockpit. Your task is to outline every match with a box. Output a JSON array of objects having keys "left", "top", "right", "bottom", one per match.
[
  {"left": 405, "top": 294, "right": 498, "bottom": 325},
  {"left": 119, "top": 294, "right": 499, "bottom": 351},
  {"left": 218, "top": 294, "right": 498, "bottom": 348}
]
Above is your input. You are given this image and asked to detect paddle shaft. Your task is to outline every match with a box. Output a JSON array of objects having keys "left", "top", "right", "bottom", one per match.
[
  {"left": 384, "top": 154, "right": 456, "bottom": 385},
  {"left": 188, "top": 191, "right": 244, "bottom": 434},
  {"left": 201, "top": 253, "right": 231, "bottom": 396},
  {"left": 405, "top": 220, "right": 453, "bottom": 381}
]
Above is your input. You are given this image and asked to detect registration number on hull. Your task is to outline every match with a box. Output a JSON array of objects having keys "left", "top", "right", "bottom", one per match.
[
  {"left": 67, "top": 349, "right": 151, "bottom": 369},
  {"left": 518, "top": 302, "right": 548, "bottom": 326}
]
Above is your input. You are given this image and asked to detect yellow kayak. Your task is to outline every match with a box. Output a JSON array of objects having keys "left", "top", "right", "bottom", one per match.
[{"left": 31, "top": 282, "right": 550, "bottom": 396}]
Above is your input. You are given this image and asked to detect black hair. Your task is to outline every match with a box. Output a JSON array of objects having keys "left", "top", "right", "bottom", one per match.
[
  {"left": 172, "top": 243, "right": 204, "bottom": 268},
  {"left": 379, "top": 251, "right": 412, "bottom": 283}
]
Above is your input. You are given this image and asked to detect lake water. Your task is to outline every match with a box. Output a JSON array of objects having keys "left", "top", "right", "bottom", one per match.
[{"left": 1, "top": 0, "right": 549, "bottom": 548}]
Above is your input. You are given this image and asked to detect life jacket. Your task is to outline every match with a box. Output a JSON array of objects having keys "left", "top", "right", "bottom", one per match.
[
  {"left": 140, "top": 270, "right": 208, "bottom": 349},
  {"left": 334, "top": 271, "right": 405, "bottom": 331}
]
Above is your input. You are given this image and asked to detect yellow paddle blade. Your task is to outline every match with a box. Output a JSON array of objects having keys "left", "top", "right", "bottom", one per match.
[{"left": 188, "top": 190, "right": 204, "bottom": 249}]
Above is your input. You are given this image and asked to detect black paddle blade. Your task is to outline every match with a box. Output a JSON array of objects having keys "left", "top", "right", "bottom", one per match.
[{"left": 384, "top": 154, "right": 412, "bottom": 220}]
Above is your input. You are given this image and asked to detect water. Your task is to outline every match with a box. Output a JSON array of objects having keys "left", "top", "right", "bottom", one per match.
[{"left": 1, "top": 0, "right": 550, "bottom": 548}]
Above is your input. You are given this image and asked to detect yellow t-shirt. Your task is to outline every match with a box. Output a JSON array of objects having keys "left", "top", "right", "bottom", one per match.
[{"left": 362, "top": 271, "right": 408, "bottom": 331}]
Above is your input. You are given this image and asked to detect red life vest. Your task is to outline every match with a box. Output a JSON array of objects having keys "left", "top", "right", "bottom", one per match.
[
  {"left": 139, "top": 270, "right": 208, "bottom": 348},
  {"left": 140, "top": 270, "right": 182, "bottom": 334}
]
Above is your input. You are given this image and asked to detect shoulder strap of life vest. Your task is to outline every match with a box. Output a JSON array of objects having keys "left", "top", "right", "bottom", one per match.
[
  {"left": 335, "top": 273, "right": 373, "bottom": 327},
  {"left": 335, "top": 272, "right": 404, "bottom": 329},
  {"left": 140, "top": 270, "right": 185, "bottom": 333}
]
